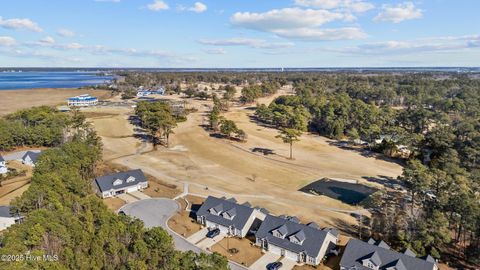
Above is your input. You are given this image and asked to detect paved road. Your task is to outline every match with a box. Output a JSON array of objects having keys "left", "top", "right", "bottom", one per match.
[{"left": 119, "top": 198, "right": 247, "bottom": 270}]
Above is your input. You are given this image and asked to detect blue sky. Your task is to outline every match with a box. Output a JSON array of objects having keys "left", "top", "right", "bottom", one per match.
[{"left": 0, "top": 0, "right": 479, "bottom": 67}]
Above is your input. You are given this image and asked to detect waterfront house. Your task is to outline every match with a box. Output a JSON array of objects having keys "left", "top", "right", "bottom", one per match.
[
  {"left": 255, "top": 215, "right": 338, "bottom": 266},
  {"left": 94, "top": 169, "right": 148, "bottom": 198},
  {"left": 340, "top": 238, "right": 438, "bottom": 270},
  {"left": 68, "top": 94, "right": 98, "bottom": 107}
]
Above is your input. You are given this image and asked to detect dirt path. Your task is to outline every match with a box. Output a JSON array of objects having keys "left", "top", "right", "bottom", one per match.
[{"left": 90, "top": 91, "right": 402, "bottom": 231}]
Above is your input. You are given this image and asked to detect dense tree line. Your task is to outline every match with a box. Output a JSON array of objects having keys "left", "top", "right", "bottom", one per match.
[
  {"left": 0, "top": 109, "right": 229, "bottom": 270},
  {"left": 240, "top": 82, "right": 280, "bottom": 104},
  {"left": 0, "top": 106, "right": 73, "bottom": 151},
  {"left": 254, "top": 74, "right": 480, "bottom": 267}
]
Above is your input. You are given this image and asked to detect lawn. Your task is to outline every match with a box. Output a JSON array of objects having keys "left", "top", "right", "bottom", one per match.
[
  {"left": 211, "top": 237, "right": 263, "bottom": 267},
  {"left": 103, "top": 197, "right": 126, "bottom": 212},
  {"left": 168, "top": 198, "right": 203, "bottom": 238},
  {"left": 143, "top": 178, "right": 181, "bottom": 199}
]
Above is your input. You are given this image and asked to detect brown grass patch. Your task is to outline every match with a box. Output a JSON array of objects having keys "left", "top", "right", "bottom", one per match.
[
  {"left": 103, "top": 197, "right": 126, "bottom": 212},
  {"left": 185, "top": 195, "right": 205, "bottom": 206},
  {"left": 0, "top": 88, "right": 112, "bottom": 116},
  {"left": 211, "top": 237, "right": 263, "bottom": 267},
  {"left": 168, "top": 199, "right": 202, "bottom": 238},
  {"left": 0, "top": 161, "right": 33, "bottom": 205},
  {"left": 143, "top": 179, "right": 181, "bottom": 199}
]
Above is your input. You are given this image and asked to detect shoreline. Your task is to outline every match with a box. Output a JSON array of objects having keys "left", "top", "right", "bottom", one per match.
[{"left": 0, "top": 88, "right": 113, "bottom": 116}]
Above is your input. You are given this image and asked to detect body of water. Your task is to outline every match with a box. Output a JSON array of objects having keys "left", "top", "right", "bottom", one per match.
[{"left": 0, "top": 71, "right": 113, "bottom": 90}]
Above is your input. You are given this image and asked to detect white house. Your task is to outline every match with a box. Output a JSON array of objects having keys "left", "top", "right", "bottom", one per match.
[
  {"left": 0, "top": 156, "right": 7, "bottom": 174},
  {"left": 255, "top": 215, "right": 338, "bottom": 266},
  {"left": 22, "top": 151, "right": 42, "bottom": 167},
  {"left": 94, "top": 169, "right": 148, "bottom": 198},
  {"left": 67, "top": 94, "right": 98, "bottom": 107},
  {"left": 0, "top": 206, "right": 22, "bottom": 231},
  {"left": 196, "top": 196, "right": 267, "bottom": 238}
]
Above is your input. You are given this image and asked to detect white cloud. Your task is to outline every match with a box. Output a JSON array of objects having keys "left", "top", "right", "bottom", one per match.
[
  {"left": 0, "top": 16, "right": 43, "bottom": 32},
  {"left": 294, "top": 0, "right": 374, "bottom": 13},
  {"left": 190, "top": 2, "right": 207, "bottom": 13},
  {"left": 232, "top": 8, "right": 346, "bottom": 31},
  {"left": 374, "top": 2, "right": 423, "bottom": 23},
  {"left": 202, "top": 48, "right": 226, "bottom": 55},
  {"left": 94, "top": 0, "right": 121, "bottom": 2},
  {"left": 230, "top": 8, "right": 366, "bottom": 41},
  {"left": 273, "top": 27, "right": 366, "bottom": 40},
  {"left": 330, "top": 35, "right": 480, "bottom": 55},
  {"left": 147, "top": 0, "right": 169, "bottom": 11},
  {"left": 0, "top": 36, "right": 16, "bottom": 46},
  {"left": 57, "top": 29, "right": 76, "bottom": 37},
  {"left": 63, "top": 43, "right": 84, "bottom": 50},
  {"left": 39, "top": 36, "right": 55, "bottom": 45},
  {"left": 198, "top": 38, "right": 294, "bottom": 49}
]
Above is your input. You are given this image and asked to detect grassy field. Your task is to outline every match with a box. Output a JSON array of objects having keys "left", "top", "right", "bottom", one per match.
[
  {"left": 87, "top": 89, "right": 403, "bottom": 231},
  {"left": 0, "top": 88, "right": 112, "bottom": 116}
]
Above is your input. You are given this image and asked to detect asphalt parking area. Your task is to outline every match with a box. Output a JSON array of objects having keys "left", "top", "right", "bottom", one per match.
[{"left": 119, "top": 198, "right": 178, "bottom": 228}]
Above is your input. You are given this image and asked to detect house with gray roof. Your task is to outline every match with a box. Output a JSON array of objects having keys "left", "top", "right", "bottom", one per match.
[
  {"left": 196, "top": 196, "right": 266, "bottom": 238},
  {"left": 94, "top": 169, "right": 148, "bottom": 198},
  {"left": 0, "top": 206, "right": 22, "bottom": 231},
  {"left": 255, "top": 214, "right": 338, "bottom": 266},
  {"left": 22, "top": 151, "right": 42, "bottom": 167},
  {"left": 0, "top": 156, "right": 7, "bottom": 174},
  {"left": 340, "top": 238, "right": 438, "bottom": 270}
]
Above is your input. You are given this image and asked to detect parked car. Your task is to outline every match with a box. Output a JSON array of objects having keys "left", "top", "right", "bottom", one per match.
[
  {"left": 206, "top": 228, "right": 220, "bottom": 238},
  {"left": 266, "top": 262, "right": 283, "bottom": 270}
]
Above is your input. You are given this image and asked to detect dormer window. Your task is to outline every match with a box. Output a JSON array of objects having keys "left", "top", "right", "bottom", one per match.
[
  {"left": 113, "top": 179, "right": 123, "bottom": 186},
  {"left": 222, "top": 208, "right": 236, "bottom": 220},
  {"left": 361, "top": 251, "right": 381, "bottom": 270},
  {"left": 209, "top": 204, "right": 223, "bottom": 216},
  {"left": 289, "top": 230, "right": 306, "bottom": 245},
  {"left": 272, "top": 224, "right": 288, "bottom": 239},
  {"left": 126, "top": 176, "right": 136, "bottom": 183}
]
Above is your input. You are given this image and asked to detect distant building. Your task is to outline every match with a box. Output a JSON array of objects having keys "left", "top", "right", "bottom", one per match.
[
  {"left": 136, "top": 87, "right": 165, "bottom": 97},
  {"left": 94, "top": 169, "right": 148, "bottom": 198},
  {"left": 255, "top": 215, "right": 338, "bottom": 266},
  {"left": 340, "top": 238, "right": 438, "bottom": 270},
  {"left": 0, "top": 156, "right": 7, "bottom": 174},
  {"left": 196, "top": 196, "right": 267, "bottom": 238},
  {"left": 0, "top": 206, "right": 22, "bottom": 231},
  {"left": 68, "top": 94, "right": 98, "bottom": 107},
  {"left": 22, "top": 151, "right": 42, "bottom": 167}
]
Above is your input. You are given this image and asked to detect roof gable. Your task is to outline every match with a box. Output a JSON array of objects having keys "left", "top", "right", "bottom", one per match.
[
  {"left": 340, "top": 239, "right": 437, "bottom": 270},
  {"left": 256, "top": 214, "right": 335, "bottom": 258},
  {"left": 95, "top": 169, "right": 147, "bottom": 192},
  {"left": 196, "top": 196, "right": 255, "bottom": 230}
]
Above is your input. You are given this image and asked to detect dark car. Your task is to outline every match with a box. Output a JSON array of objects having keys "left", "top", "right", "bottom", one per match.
[
  {"left": 266, "top": 262, "right": 283, "bottom": 270},
  {"left": 206, "top": 228, "right": 220, "bottom": 238}
]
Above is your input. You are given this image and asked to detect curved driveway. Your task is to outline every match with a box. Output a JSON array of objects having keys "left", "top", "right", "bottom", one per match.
[{"left": 119, "top": 198, "right": 247, "bottom": 270}]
